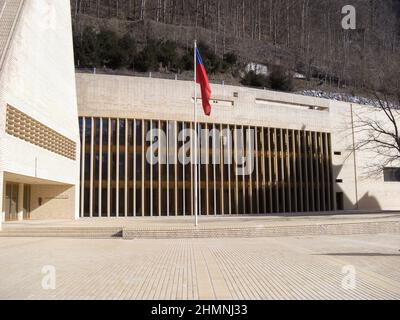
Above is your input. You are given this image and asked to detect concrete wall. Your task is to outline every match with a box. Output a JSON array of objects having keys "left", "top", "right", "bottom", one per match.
[
  {"left": 0, "top": 1, "right": 80, "bottom": 221},
  {"left": 76, "top": 73, "right": 331, "bottom": 133},
  {"left": 29, "top": 184, "right": 76, "bottom": 220}
]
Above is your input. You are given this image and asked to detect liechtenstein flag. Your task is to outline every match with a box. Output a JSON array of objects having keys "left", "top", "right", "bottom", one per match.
[{"left": 195, "top": 48, "right": 212, "bottom": 116}]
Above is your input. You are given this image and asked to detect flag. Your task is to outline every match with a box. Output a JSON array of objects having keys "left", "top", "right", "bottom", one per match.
[{"left": 195, "top": 48, "right": 212, "bottom": 116}]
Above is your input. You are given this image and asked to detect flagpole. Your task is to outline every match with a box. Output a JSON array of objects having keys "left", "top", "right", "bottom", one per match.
[{"left": 194, "top": 40, "right": 199, "bottom": 227}]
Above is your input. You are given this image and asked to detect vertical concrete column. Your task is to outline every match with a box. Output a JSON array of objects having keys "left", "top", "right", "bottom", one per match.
[
  {"left": 273, "top": 128, "right": 279, "bottom": 212},
  {"left": 260, "top": 127, "right": 267, "bottom": 213},
  {"left": 254, "top": 127, "right": 260, "bottom": 214},
  {"left": 141, "top": 120, "right": 145, "bottom": 217},
  {"left": 220, "top": 123, "right": 224, "bottom": 215},
  {"left": 116, "top": 119, "right": 120, "bottom": 217},
  {"left": 292, "top": 129, "right": 298, "bottom": 212},
  {"left": 149, "top": 120, "right": 153, "bottom": 216},
  {"left": 285, "top": 129, "right": 291, "bottom": 213},
  {"left": 107, "top": 119, "right": 111, "bottom": 217},
  {"left": 174, "top": 121, "right": 178, "bottom": 216},
  {"left": 213, "top": 124, "right": 217, "bottom": 215},
  {"left": 227, "top": 124, "right": 232, "bottom": 215},
  {"left": 125, "top": 119, "right": 128, "bottom": 217},
  {"left": 247, "top": 125, "right": 253, "bottom": 214},
  {"left": 89, "top": 117, "right": 94, "bottom": 217},
  {"left": 190, "top": 122, "right": 194, "bottom": 216},
  {"left": 17, "top": 183, "right": 24, "bottom": 221},
  {"left": 99, "top": 118, "right": 103, "bottom": 216},
  {"left": 298, "top": 130, "right": 304, "bottom": 212},
  {"left": 267, "top": 128, "right": 273, "bottom": 213},
  {"left": 205, "top": 123, "right": 210, "bottom": 215},
  {"left": 80, "top": 118, "right": 86, "bottom": 217},
  {"left": 280, "top": 128, "right": 285, "bottom": 213},
  {"left": 133, "top": 120, "right": 137, "bottom": 216},
  {"left": 158, "top": 120, "right": 162, "bottom": 217}
]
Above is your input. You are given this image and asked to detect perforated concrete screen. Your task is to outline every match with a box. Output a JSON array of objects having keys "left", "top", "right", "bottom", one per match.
[{"left": 6, "top": 105, "right": 76, "bottom": 160}]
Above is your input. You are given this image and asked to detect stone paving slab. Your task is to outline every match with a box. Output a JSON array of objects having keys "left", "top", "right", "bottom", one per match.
[{"left": 0, "top": 233, "right": 399, "bottom": 299}]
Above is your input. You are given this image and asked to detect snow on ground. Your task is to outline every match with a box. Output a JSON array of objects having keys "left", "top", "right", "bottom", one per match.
[{"left": 297, "top": 90, "right": 378, "bottom": 106}]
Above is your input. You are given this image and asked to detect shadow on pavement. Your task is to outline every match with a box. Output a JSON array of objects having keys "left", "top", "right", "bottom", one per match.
[{"left": 315, "top": 253, "right": 400, "bottom": 257}]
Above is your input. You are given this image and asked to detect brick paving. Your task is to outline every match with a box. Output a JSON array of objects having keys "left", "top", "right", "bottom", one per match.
[{"left": 0, "top": 233, "right": 399, "bottom": 299}]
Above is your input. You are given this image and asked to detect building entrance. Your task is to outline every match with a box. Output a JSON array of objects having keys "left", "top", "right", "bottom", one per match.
[
  {"left": 4, "top": 183, "right": 31, "bottom": 221},
  {"left": 23, "top": 185, "right": 31, "bottom": 220},
  {"left": 5, "top": 183, "right": 18, "bottom": 221}
]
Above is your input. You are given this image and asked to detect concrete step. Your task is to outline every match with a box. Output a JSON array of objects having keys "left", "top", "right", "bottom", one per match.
[
  {"left": 0, "top": 227, "right": 122, "bottom": 239},
  {"left": 1, "top": 220, "right": 399, "bottom": 240},
  {"left": 122, "top": 220, "right": 400, "bottom": 239}
]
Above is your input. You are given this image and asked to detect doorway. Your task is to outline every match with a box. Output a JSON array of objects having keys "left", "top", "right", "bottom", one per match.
[
  {"left": 4, "top": 183, "right": 31, "bottom": 221},
  {"left": 5, "top": 183, "right": 18, "bottom": 221},
  {"left": 336, "top": 192, "right": 344, "bottom": 210},
  {"left": 23, "top": 185, "right": 31, "bottom": 220}
]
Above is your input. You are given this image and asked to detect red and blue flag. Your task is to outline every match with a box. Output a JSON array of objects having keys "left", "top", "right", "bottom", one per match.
[{"left": 195, "top": 48, "right": 212, "bottom": 116}]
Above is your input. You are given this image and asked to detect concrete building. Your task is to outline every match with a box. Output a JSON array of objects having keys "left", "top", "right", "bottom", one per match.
[
  {"left": 0, "top": 0, "right": 80, "bottom": 228},
  {"left": 0, "top": 1, "right": 399, "bottom": 225},
  {"left": 76, "top": 73, "right": 400, "bottom": 218}
]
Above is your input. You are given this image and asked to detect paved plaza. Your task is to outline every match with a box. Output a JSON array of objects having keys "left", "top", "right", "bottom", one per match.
[{"left": 0, "top": 232, "right": 400, "bottom": 299}]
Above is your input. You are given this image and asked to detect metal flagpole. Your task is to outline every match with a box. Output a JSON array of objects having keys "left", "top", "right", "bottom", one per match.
[{"left": 194, "top": 40, "right": 199, "bottom": 227}]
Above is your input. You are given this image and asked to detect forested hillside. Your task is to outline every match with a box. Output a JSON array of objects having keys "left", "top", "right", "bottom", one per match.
[{"left": 71, "top": 0, "right": 400, "bottom": 94}]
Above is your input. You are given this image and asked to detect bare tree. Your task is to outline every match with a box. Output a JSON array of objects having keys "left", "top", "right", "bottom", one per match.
[{"left": 352, "top": 68, "right": 400, "bottom": 176}]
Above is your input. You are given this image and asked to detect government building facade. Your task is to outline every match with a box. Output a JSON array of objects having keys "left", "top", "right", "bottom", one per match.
[{"left": 0, "top": 1, "right": 399, "bottom": 226}]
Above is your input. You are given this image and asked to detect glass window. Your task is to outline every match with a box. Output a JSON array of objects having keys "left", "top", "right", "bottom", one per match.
[
  {"left": 94, "top": 118, "right": 100, "bottom": 144},
  {"left": 101, "top": 188, "right": 107, "bottom": 217},
  {"left": 84, "top": 153, "right": 91, "bottom": 180},
  {"left": 85, "top": 118, "right": 92, "bottom": 142},
  {"left": 383, "top": 168, "right": 400, "bottom": 182},
  {"left": 111, "top": 119, "right": 117, "bottom": 145},
  {"left": 119, "top": 153, "right": 125, "bottom": 180},
  {"left": 111, "top": 188, "right": 116, "bottom": 217},
  {"left": 119, "top": 188, "right": 125, "bottom": 216},
  {"left": 84, "top": 187, "right": 90, "bottom": 217},
  {"left": 119, "top": 119, "right": 126, "bottom": 145},
  {"left": 79, "top": 117, "right": 83, "bottom": 142},
  {"left": 102, "top": 153, "right": 108, "bottom": 179},
  {"left": 102, "top": 118, "right": 109, "bottom": 144}
]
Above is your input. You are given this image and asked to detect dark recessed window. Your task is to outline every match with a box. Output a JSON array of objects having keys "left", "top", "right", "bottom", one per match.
[
  {"left": 233, "top": 92, "right": 238, "bottom": 98},
  {"left": 334, "top": 151, "right": 341, "bottom": 155},
  {"left": 336, "top": 179, "right": 343, "bottom": 183},
  {"left": 383, "top": 168, "right": 400, "bottom": 182}
]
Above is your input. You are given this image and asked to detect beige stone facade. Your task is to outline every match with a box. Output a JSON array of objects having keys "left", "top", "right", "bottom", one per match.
[{"left": 0, "top": 0, "right": 80, "bottom": 228}]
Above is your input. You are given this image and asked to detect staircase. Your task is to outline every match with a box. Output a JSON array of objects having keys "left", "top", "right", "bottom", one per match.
[
  {"left": 0, "top": 226, "right": 123, "bottom": 239},
  {"left": 1, "top": 215, "right": 399, "bottom": 240},
  {"left": 123, "top": 220, "right": 400, "bottom": 239}
]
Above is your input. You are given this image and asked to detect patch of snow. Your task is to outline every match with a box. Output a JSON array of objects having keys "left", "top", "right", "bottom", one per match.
[
  {"left": 245, "top": 63, "right": 269, "bottom": 76},
  {"left": 293, "top": 73, "right": 306, "bottom": 79},
  {"left": 296, "top": 90, "right": 378, "bottom": 106}
]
